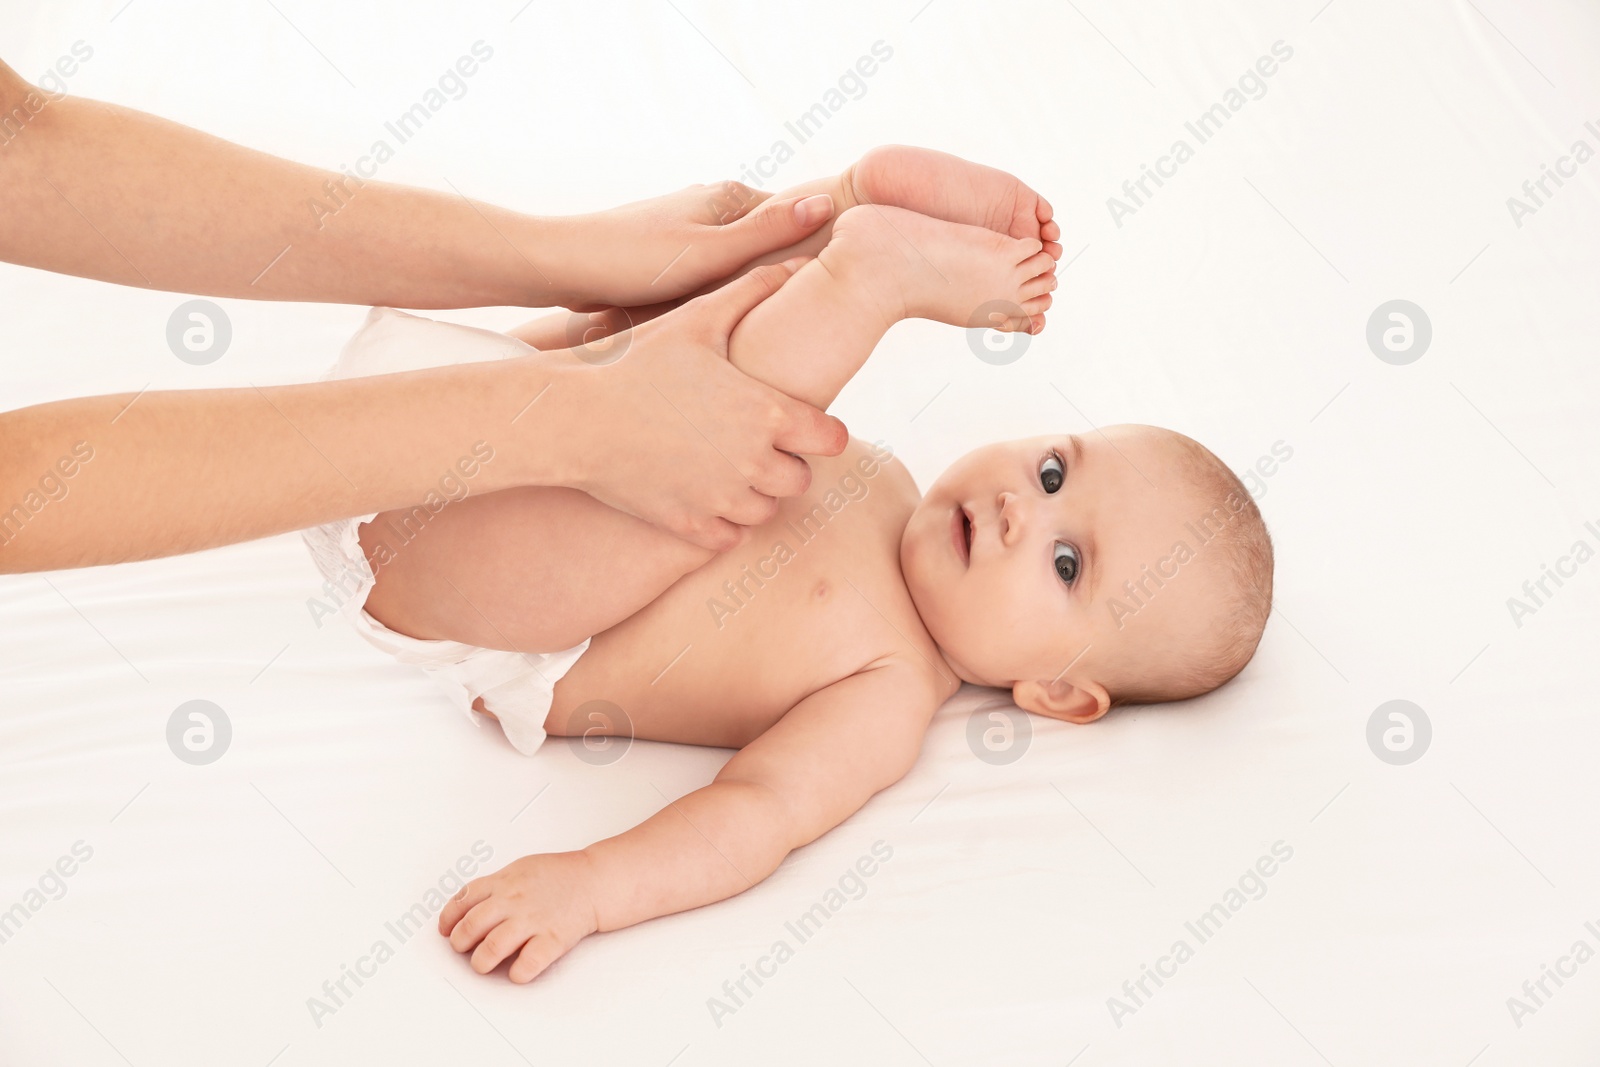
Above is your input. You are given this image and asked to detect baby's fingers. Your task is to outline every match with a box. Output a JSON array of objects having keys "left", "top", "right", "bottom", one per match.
[
  {"left": 508, "top": 934, "right": 567, "bottom": 984},
  {"left": 448, "top": 897, "right": 508, "bottom": 954},
  {"left": 438, "top": 881, "right": 492, "bottom": 936},
  {"left": 471, "top": 919, "right": 534, "bottom": 976}
]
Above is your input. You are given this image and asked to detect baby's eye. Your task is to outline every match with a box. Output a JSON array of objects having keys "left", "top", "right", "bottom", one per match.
[
  {"left": 1039, "top": 451, "right": 1065, "bottom": 493},
  {"left": 1054, "top": 542, "right": 1080, "bottom": 585}
]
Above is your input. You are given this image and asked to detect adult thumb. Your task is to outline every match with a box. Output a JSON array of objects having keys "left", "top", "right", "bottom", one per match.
[
  {"left": 717, "top": 192, "right": 834, "bottom": 264},
  {"left": 693, "top": 257, "right": 811, "bottom": 342}
]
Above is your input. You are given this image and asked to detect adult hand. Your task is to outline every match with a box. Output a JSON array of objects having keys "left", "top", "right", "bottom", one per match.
[
  {"left": 551, "top": 184, "right": 836, "bottom": 310},
  {"left": 552, "top": 259, "right": 848, "bottom": 551}
]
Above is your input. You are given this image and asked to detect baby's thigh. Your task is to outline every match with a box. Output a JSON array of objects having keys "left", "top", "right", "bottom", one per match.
[{"left": 360, "top": 485, "right": 709, "bottom": 653}]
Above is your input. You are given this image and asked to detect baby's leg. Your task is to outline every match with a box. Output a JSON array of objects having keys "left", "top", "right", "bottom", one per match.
[
  {"left": 727, "top": 204, "right": 1054, "bottom": 411},
  {"left": 360, "top": 207, "right": 1054, "bottom": 653},
  {"left": 503, "top": 300, "right": 680, "bottom": 353}
]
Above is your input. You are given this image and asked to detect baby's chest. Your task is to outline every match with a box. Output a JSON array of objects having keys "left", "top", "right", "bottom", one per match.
[{"left": 554, "top": 480, "right": 921, "bottom": 746}]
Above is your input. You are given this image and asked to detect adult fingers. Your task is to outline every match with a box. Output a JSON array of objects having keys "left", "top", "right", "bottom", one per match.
[
  {"left": 715, "top": 192, "right": 834, "bottom": 263},
  {"left": 745, "top": 450, "right": 814, "bottom": 501},
  {"left": 685, "top": 257, "right": 810, "bottom": 342},
  {"left": 673, "top": 511, "right": 750, "bottom": 553},
  {"left": 768, "top": 392, "right": 849, "bottom": 458}
]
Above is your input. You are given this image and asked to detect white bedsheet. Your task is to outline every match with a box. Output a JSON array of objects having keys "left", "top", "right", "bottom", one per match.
[{"left": 4, "top": 1, "right": 1600, "bottom": 1063}]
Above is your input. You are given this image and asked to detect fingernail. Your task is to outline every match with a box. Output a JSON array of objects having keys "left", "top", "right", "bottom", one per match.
[{"left": 794, "top": 194, "right": 833, "bottom": 227}]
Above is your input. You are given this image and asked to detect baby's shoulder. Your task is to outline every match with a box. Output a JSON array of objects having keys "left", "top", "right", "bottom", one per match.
[{"left": 808, "top": 436, "right": 919, "bottom": 515}]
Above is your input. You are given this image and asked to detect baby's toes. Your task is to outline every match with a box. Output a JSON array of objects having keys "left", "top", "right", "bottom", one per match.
[
  {"left": 1010, "top": 195, "right": 1054, "bottom": 244},
  {"left": 1017, "top": 250, "right": 1057, "bottom": 282},
  {"left": 1020, "top": 273, "right": 1057, "bottom": 302},
  {"left": 1021, "top": 292, "right": 1053, "bottom": 316},
  {"left": 982, "top": 308, "right": 1035, "bottom": 332},
  {"left": 1003, "top": 234, "right": 1044, "bottom": 262}
]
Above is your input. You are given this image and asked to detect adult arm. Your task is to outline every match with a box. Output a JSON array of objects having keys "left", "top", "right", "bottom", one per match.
[
  {"left": 0, "top": 59, "right": 833, "bottom": 309},
  {"left": 0, "top": 263, "right": 847, "bottom": 572}
]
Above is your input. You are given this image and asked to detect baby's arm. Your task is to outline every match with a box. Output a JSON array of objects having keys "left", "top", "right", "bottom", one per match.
[{"left": 437, "top": 663, "right": 941, "bottom": 981}]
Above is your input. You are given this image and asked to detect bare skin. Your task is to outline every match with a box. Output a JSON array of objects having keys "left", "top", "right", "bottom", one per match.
[
  {"left": 505, "top": 144, "right": 1064, "bottom": 349},
  {"left": 0, "top": 59, "right": 839, "bottom": 308},
  {"left": 0, "top": 57, "right": 849, "bottom": 568},
  {"left": 398, "top": 201, "right": 1055, "bottom": 980},
  {"left": 408, "top": 168, "right": 1213, "bottom": 980},
  {"left": 364, "top": 147, "right": 1061, "bottom": 647}
]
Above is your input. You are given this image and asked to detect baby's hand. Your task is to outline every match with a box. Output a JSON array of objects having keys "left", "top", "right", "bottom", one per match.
[{"left": 437, "top": 852, "right": 599, "bottom": 983}]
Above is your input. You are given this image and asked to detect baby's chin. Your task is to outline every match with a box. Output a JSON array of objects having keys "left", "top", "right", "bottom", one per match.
[{"left": 900, "top": 573, "right": 985, "bottom": 687}]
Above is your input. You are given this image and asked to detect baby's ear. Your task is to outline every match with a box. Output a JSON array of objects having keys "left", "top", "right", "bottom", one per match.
[{"left": 1012, "top": 675, "right": 1110, "bottom": 724}]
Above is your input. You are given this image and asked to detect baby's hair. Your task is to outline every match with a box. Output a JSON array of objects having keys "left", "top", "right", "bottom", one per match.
[{"left": 1107, "top": 429, "right": 1275, "bottom": 706}]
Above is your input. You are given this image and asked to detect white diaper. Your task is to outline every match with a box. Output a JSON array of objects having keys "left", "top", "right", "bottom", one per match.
[{"left": 301, "top": 308, "right": 590, "bottom": 755}]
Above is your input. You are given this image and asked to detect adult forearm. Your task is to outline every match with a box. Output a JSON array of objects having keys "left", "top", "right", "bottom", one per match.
[
  {"left": 0, "top": 64, "right": 571, "bottom": 308},
  {"left": 0, "top": 356, "right": 568, "bottom": 572}
]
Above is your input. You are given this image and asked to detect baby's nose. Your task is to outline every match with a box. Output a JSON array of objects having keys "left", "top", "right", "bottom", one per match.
[{"left": 996, "top": 491, "right": 1027, "bottom": 545}]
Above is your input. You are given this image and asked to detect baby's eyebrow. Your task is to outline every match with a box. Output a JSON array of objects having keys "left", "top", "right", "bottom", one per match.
[
  {"left": 1084, "top": 536, "right": 1102, "bottom": 602},
  {"left": 1067, "top": 434, "right": 1101, "bottom": 601}
]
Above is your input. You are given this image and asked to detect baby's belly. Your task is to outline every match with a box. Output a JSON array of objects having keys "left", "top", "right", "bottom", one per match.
[{"left": 549, "top": 451, "right": 920, "bottom": 747}]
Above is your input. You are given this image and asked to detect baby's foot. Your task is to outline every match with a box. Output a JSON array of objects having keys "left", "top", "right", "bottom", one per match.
[
  {"left": 821, "top": 204, "right": 1057, "bottom": 333},
  {"left": 845, "top": 146, "right": 1062, "bottom": 259}
]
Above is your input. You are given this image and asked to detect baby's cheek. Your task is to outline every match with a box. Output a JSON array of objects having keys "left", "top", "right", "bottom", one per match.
[
  {"left": 998, "top": 572, "right": 1076, "bottom": 670},
  {"left": 944, "top": 577, "right": 1019, "bottom": 676}
]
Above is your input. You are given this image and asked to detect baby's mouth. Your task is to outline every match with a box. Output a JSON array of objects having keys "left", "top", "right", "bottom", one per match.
[{"left": 951, "top": 504, "right": 973, "bottom": 566}]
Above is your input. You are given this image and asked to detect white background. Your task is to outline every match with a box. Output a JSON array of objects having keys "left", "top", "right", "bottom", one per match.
[{"left": 2, "top": 1, "right": 1599, "bottom": 1064}]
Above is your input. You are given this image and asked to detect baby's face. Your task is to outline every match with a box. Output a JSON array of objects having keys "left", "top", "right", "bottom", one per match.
[{"left": 899, "top": 427, "right": 1215, "bottom": 720}]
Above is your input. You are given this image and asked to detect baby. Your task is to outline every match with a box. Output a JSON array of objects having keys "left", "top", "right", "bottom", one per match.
[{"left": 303, "top": 147, "right": 1274, "bottom": 983}]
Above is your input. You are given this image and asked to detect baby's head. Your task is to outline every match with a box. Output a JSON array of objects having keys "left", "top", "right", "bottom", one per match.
[{"left": 900, "top": 425, "right": 1273, "bottom": 723}]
